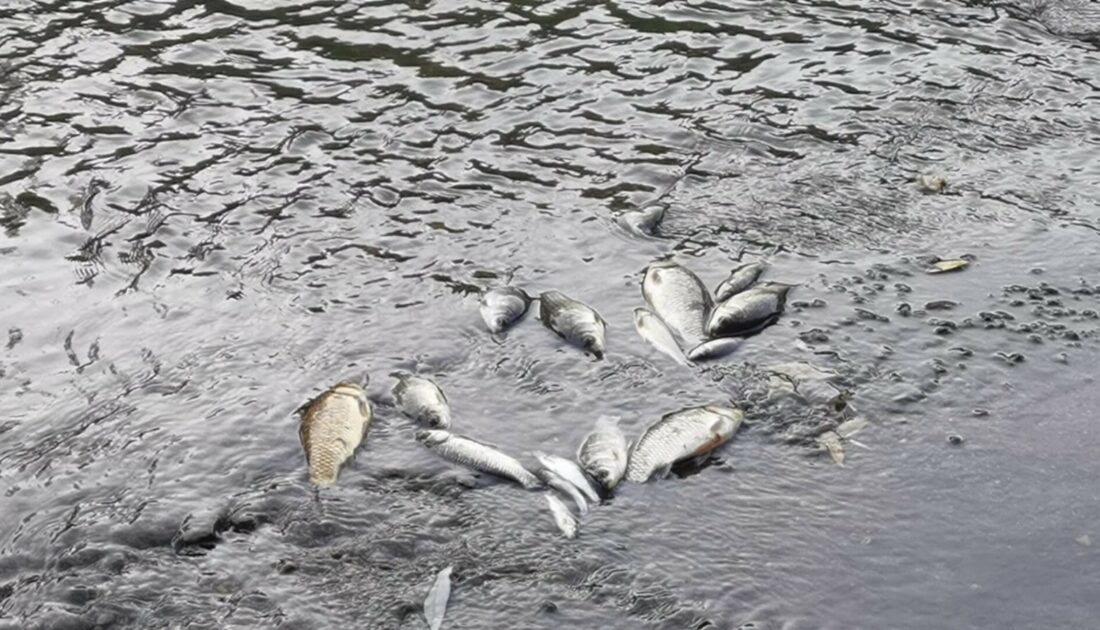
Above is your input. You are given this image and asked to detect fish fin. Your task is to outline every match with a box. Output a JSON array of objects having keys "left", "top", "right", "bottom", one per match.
[
  {"left": 847, "top": 438, "right": 872, "bottom": 450},
  {"left": 655, "top": 463, "right": 672, "bottom": 480}
]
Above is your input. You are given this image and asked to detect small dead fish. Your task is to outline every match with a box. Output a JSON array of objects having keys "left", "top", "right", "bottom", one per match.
[
  {"left": 392, "top": 373, "right": 451, "bottom": 429},
  {"left": 617, "top": 202, "right": 667, "bottom": 237},
  {"left": 706, "top": 282, "right": 792, "bottom": 338},
  {"left": 926, "top": 259, "right": 969, "bottom": 274},
  {"left": 633, "top": 307, "right": 691, "bottom": 367},
  {"left": 714, "top": 261, "right": 766, "bottom": 302},
  {"left": 577, "top": 415, "right": 629, "bottom": 491},
  {"left": 299, "top": 382, "right": 373, "bottom": 486},
  {"left": 533, "top": 451, "right": 599, "bottom": 503},
  {"left": 626, "top": 405, "right": 743, "bottom": 483},
  {"left": 545, "top": 492, "right": 578, "bottom": 538},
  {"left": 642, "top": 261, "right": 713, "bottom": 347},
  {"left": 538, "top": 468, "right": 589, "bottom": 515},
  {"left": 538, "top": 290, "right": 607, "bottom": 359},
  {"left": 817, "top": 416, "right": 870, "bottom": 466},
  {"left": 686, "top": 337, "right": 743, "bottom": 362},
  {"left": 480, "top": 286, "right": 531, "bottom": 333},
  {"left": 417, "top": 430, "right": 541, "bottom": 489},
  {"left": 422, "top": 566, "right": 452, "bottom": 630},
  {"left": 917, "top": 173, "right": 947, "bottom": 193}
]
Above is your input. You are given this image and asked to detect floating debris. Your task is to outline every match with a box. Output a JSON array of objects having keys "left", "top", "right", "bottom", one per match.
[
  {"left": 917, "top": 173, "right": 947, "bottom": 193},
  {"left": 947, "top": 434, "right": 964, "bottom": 446},
  {"left": 618, "top": 202, "right": 666, "bottom": 237},
  {"left": 926, "top": 259, "right": 969, "bottom": 274},
  {"left": 423, "top": 566, "right": 453, "bottom": 630}
]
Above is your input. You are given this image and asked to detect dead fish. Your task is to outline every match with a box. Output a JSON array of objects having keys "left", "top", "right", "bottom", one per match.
[
  {"left": 926, "top": 259, "right": 969, "bottom": 274},
  {"left": 633, "top": 307, "right": 691, "bottom": 367},
  {"left": 422, "top": 566, "right": 452, "bottom": 630},
  {"left": 533, "top": 451, "right": 599, "bottom": 503},
  {"left": 705, "top": 282, "right": 792, "bottom": 338},
  {"left": 642, "top": 260, "right": 713, "bottom": 347},
  {"left": 714, "top": 261, "right": 766, "bottom": 302},
  {"left": 817, "top": 416, "right": 870, "bottom": 466},
  {"left": 917, "top": 173, "right": 947, "bottom": 193},
  {"left": 299, "top": 382, "right": 373, "bottom": 486},
  {"left": 577, "top": 416, "right": 629, "bottom": 491},
  {"left": 617, "top": 202, "right": 667, "bottom": 237},
  {"left": 538, "top": 290, "right": 607, "bottom": 359},
  {"left": 544, "top": 492, "right": 578, "bottom": 538},
  {"left": 626, "top": 405, "right": 743, "bottom": 483},
  {"left": 480, "top": 286, "right": 531, "bottom": 333},
  {"left": 686, "top": 337, "right": 743, "bottom": 362},
  {"left": 537, "top": 468, "right": 589, "bottom": 515},
  {"left": 392, "top": 373, "right": 451, "bottom": 429},
  {"left": 417, "top": 430, "right": 541, "bottom": 489}
]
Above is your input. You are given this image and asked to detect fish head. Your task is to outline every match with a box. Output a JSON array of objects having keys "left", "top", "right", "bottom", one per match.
[
  {"left": 582, "top": 333, "right": 605, "bottom": 360},
  {"left": 591, "top": 466, "right": 615, "bottom": 488},
  {"left": 415, "top": 430, "right": 450, "bottom": 447},
  {"left": 705, "top": 311, "right": 733, "bottom": 337},
  {"left": 704, "top": 406, "right": 744, "bottom": 437},
  {"left": 332, "top": 382, "right": 366, "bottom": 400},
  {"left": 425, "top": 410, "right": 452, "bottom": 430}
]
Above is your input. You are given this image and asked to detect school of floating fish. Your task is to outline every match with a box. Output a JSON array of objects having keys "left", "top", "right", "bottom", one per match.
[{"left": 296, "top": 193, "right": 961, "bottom": 625}]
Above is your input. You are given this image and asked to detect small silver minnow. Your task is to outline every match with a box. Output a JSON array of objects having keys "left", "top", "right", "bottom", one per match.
[
  {"left": 817, "top": 416, "right": 870, "bottom": 466},
  {"left": 577, "top": 415, "right": 629, "bottom": 491},
  {"left": 538, "top": 290, "right": 607, "bottom": 359},
  {"left": 642, "top": 261, "right": 713, "bottom": 348},
  {"left": 392, "top": 373, "right": 452, "bottom": 429},
  {"left": 617, "top": 202, "right": 667, "bottom": 237},
  {"left": 626, "top": 405, "right": 743, "bottom": 483},
  {"left": 706, "top": 282, "right": 792, "bottom": 338},
  {"left": 633, "top": 307, "right": 691, "bottom": 366},
  {"left": 544, "top": 492, "right": 578, "bottom": 538},
  {"left": 480, "top": 286, "right": 531, "bottom": 333},
  {"left": 533, "top": 451, "right": 599, "bottom": 503},
  {"left": 686, "top": 337, "right": 743, "bottom": 362},
  {"left": 299, "top": 382, "right": 373, "bottom": 486},
  {"left": 417, "top": 430, "right": 541, "bottom": 489},
  {"left": 538, "top": 468, "right": 589, "bottom": 515},
  {"left": 714, "top": 261, "right": 766, "bottom": 302},
  {"left": 422, "top": 566, "right": 452, "bottom": 630}
]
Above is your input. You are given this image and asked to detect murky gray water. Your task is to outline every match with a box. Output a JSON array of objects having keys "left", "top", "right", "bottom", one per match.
[{"left": 2, "top": 1, "right": 1100, "bottom": 628}]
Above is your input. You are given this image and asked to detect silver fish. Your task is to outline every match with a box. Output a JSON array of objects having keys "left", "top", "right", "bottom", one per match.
[
  {"left": 686, "top": 337, "right": 743, "bottom": 362},
  {"left": 576, "top": 415, "right": 629, "bottom": 491},
  {"left": 817, "top": 416, "right": 871, "bottom": 466},
  {"left": 538, "top": 468, "right": 589, "bottom": 515},
  {"left": 544, "top": 492, "right": 578, "bottom": 539},
  {"left": 299, "top": 382, "right": 373, "bottom": 486},
  {"left": 714, "top": 261, "right": 766, "bottom": 302},
  {"left": 533, "top": 451, "right": 599, "bottom": 503},
  {"left": 538, "top": 290, "right": 607, "bottom": 359},
  {"left": 633, "top": 307, "right": 691, "bottom": 366},
  {"left": 642, "top": 261, "right": 713, "bottom": 347},
  {"left": 705, "top": 282, "right": 792, "bottom": 338},
  {"left": 392, "top": 373, "right": 451, "bottom": 429},
  {"left": 617, "top": 202, "right": 666, "bottom": 237},
  {"left": 422, "top": 566, "right": 452, "bottom": 630},
  {"left": 625, "top": 405, "right": 743, "bottom": 483},
  {"left": 417, "top": 430, "right": 541, "bottom": 489},
  {"left": 480, "top": 286, "right": 531, "bottom": 333}
]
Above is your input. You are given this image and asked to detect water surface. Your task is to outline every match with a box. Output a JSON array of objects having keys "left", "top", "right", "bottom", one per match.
[{"left": 2, "top": 1, "right": 1099, "bottom": 628}]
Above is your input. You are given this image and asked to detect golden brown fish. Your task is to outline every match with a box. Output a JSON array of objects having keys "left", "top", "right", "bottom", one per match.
[{"left": 299, "top": 382, "right": 372, "bottom": 486}]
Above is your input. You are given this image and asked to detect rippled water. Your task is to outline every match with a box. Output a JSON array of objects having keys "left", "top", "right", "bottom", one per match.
[{"left": 2, "top": 1, "right": 1100, "bottom": 628}]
